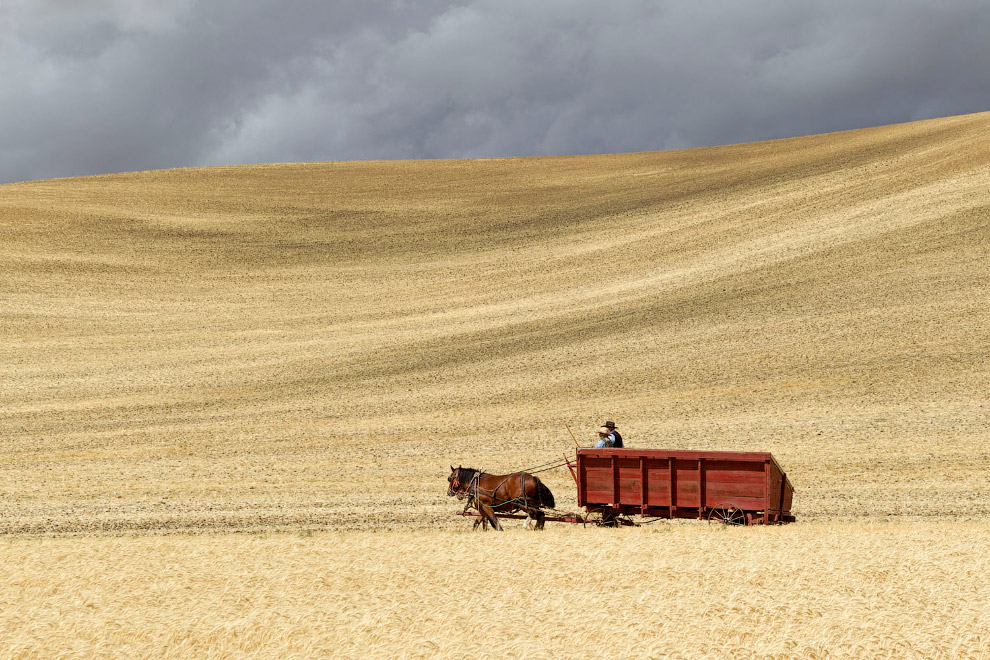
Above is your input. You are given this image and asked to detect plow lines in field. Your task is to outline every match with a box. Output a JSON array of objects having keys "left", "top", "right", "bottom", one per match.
[{"left": 1, "top": 112, "right": 989, "bottom": 657}]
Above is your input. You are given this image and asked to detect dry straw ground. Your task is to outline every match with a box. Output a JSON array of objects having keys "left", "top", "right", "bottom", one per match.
[
  {"left": 2, "top": 525, "right": 988, "bottom": 659},
  {"left": 1, "top": 112, "right": 988, "bottom": 658}
]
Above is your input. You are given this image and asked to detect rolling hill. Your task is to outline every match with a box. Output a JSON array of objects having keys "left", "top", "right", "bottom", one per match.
[
  {"left": 1, "top": 112, "right": 988, "bottom": 535},
  {"left": 2, "top": 111, "right": 989, "bottom": 659}
]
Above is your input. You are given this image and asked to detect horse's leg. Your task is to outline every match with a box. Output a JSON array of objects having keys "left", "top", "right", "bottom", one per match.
[
  {"left": 467, "top": 496, "right": 485, "bottom": 531},
  {"left": 534, "top": 509, "right": 546, "bottom": 530},
  {"left": 525, "top": 506, "right": 546, "bottom": 531},
  {"left": 476, "top": 501, "right": 492, "bottom": 531},
  {"left": 516, "top": 505, "right": 538, "bottom": 531},
  {"left": 484, "top": 486, "right": 505, "bottom": 531},
  {"left": 478, "top": 501, "right": 501, "bottom": 531},
  {"left": 518, "top": 475, "right": 544, "bottom": 530}
]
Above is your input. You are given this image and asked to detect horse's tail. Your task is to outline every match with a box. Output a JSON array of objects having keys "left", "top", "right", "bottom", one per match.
[{"left": 531, "top": 474, "right": 555, "bottom": 509}]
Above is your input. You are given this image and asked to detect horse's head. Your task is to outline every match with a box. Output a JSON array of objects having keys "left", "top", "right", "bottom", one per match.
[{"left": 447, "top": 465, "right": 472, "bottom": 497}]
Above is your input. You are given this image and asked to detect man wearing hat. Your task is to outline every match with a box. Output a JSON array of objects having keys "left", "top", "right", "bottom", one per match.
[{"left": 594, "top": 421, "right": 624, "bottom": 448}]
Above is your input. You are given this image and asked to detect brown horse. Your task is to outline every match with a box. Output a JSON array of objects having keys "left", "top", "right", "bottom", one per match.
[{"left": 447, "top": 466, "right": 556, "bottom": 531}]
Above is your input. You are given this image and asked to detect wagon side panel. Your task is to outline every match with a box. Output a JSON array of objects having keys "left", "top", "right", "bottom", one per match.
[
  {"left": 779, "top": 473, "right": 794, "bottom": 521},
  {"left": 576, "top": 449, "right": 795, "bottom": 524},
  {"left": 579, "top": 453, "right": 615, "bottom": 507},
  {"left": 638, "top": 456, "right": 700, "bottom": 516},
  {"left": 673, "top": 458, "right": 702, "bottom": 511},
  {"left": 767, "top": 460, "right": 782, "bottom": 522},
  {"left": 702, "top": 458, "right": 768, "bottom": 514},
  {"left": 781, "top": 479, "right": 794, "bottom": 515},
  {"left": 615, "top": 454, "right": 647, "bottom": 511},
  {"left": 644, "top": 457, "right": 671, "bottom": 510},
  {"left": 576, "top": 452, "right": 586, "bottom": 507}
]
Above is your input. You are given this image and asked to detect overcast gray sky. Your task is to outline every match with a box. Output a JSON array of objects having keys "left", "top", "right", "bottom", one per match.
[{"left": 2, "top": 0, "right": 988, "bottom": 184}]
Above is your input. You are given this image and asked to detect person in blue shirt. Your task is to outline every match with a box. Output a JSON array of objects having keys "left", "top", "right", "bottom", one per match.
[{"left": 594, "top": 421, "right": 624, "bottom": 448}]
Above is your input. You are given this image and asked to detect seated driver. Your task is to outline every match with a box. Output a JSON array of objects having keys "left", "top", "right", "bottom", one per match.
[{"left": 594, "top": 421, "right": 623, "bottom": 448}]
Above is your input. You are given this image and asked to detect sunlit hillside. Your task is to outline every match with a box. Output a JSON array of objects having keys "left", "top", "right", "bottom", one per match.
[
  {"left": 3, "top": 111, "right": 987, "bottom": 535},
  {"left": 1, "top": 111, "right": 988, "bottom": 658}
]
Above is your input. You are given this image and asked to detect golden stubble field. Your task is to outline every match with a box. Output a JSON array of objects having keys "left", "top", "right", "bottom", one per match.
[
  {"left": 2, "top": 525, "right": 988, "bottom": 659},
  {"left": 1, "top": 111, "right": 988, "bottom": 658}
]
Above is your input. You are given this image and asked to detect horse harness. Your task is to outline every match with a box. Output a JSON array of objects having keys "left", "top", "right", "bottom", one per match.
[{"left": 461, "top": 469, "right": 530, "bottom": 514}]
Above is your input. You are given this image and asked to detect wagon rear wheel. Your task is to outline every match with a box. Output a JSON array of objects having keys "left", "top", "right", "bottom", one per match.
[
  {"left": 707, "top": 504, "right": 747, "bottom": 526},
  {"left": 591, "top": 507, "right": 619, "bottom": 527}
]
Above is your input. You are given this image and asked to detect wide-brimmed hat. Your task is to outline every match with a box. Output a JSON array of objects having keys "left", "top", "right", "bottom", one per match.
[
  {"left": 602, "top": 421, "right": 617, "bottom": 429},
  {"left": 597, "top": 426, "right": 611, "bottom": 434}
]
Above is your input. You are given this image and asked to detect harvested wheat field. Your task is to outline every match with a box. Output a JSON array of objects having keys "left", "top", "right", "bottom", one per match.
[{"left": 1, "top": 111, "right": 988, "bottom": 658}]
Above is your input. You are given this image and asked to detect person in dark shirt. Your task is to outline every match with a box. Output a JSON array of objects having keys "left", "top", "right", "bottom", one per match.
[{"left": 594, "top": 421, "right": 623, "bottom": 448}]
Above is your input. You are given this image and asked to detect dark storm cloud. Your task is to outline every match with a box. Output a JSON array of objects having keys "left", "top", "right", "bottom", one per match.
[{"left": 2, "top": 0, "right": 988, "bottom": 183}]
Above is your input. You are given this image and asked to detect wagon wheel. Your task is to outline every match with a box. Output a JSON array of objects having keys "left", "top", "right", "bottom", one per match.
[
  {"left": 587, "top": 507, "right": 640, "bottom": 527},
  {"left": 586, "top": 507, "right": 620, "bottom": 527},
  {"left": 592, "top": 508, "right": 618, "bottom": 527},
  {"left": 707, "top": 504, "right": 747, "bottom": 526}
]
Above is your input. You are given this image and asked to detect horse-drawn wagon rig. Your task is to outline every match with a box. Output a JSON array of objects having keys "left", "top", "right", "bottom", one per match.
[{"left": 448, "top": 447, "right": 795, "bottom": 529}]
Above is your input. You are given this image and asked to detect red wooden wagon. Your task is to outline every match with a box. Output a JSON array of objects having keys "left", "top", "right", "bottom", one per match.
[{"left": 568, "top": 447, "right": 795, "bottom": 525}]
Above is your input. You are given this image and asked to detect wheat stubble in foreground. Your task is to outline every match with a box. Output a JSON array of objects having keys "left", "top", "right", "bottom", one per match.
[
  {"left": 1, "top": 112, "right": 988, "bottom": 658},
  {"left": 1, "top": 525, "right": 988, "bottom": 659}
]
